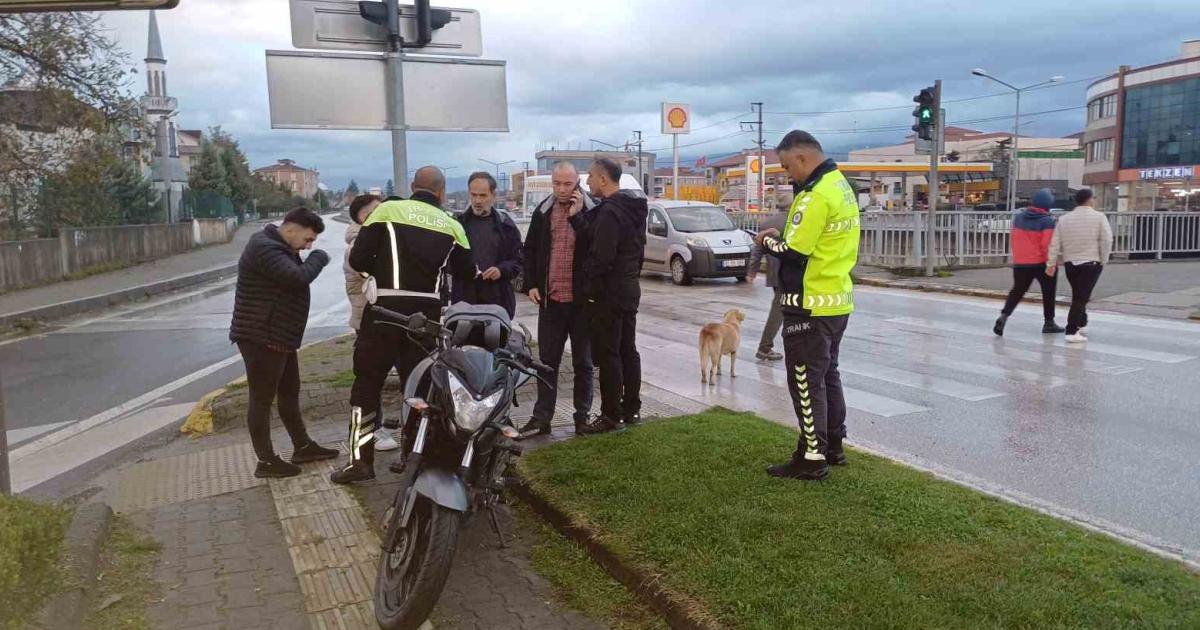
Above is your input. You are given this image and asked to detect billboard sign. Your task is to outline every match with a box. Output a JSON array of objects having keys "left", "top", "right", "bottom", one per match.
[{"left": 265, "top": 50, "right": 508, "bottom": 131}]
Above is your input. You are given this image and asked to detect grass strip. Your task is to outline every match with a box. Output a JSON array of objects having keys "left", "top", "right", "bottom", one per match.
[
  {"left": 518, "top": 504, "right": 668, "bottom": 630},
  {"left": 0, "top": 495, "right": 70, "bottom": 630},
  {"left": 519, "top": 409, "right": 1200, "bottom": 630},
  {"left": 83, "top": 516, "right": 162, "bottom": 630}
]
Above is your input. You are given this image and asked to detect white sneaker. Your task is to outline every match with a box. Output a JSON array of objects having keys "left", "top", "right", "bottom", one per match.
[
  {"left": 375, "top": 429, "right": 400, "bottom": 451},
  {"left": 1065, "top": 333, "right": 1087, "bottom": 344},
  {"left": 1078, "top": 327, "right": 1088, "bottom": 337}
]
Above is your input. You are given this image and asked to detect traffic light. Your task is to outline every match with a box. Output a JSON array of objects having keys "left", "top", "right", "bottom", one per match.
[{"left": 912, "top": 87, "right": 936, "bottom": 141}]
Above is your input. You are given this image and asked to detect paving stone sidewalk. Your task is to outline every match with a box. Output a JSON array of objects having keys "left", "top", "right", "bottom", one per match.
[{"left": 81, "top": 329, "right": 690, "bottom": 630}]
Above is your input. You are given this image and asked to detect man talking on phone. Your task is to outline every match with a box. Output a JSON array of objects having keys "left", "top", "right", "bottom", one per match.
[{"left": 519, "top": 161, "right": 607, "bottom": 437}]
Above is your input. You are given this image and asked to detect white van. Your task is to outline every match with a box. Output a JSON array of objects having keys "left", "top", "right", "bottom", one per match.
[{"left": 521, "top": 173, "right": 644, "bottom": 211}]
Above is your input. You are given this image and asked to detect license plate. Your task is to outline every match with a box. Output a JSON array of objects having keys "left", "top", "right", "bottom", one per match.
[{"left": 722, "top": 259, "right": 745, "bottom": 268}]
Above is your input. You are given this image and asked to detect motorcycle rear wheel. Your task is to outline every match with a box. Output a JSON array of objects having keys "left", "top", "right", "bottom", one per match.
[{"left": 374, "top": 497, "right": 461, "bottom": 630}]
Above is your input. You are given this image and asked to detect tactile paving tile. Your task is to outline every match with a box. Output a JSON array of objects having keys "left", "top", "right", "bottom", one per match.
[
  {"left": 105, "top": 442, "right": 263, "bottom": 513},
  {"left": 268, "top": 452, "right": 384, "bottom": 629}
]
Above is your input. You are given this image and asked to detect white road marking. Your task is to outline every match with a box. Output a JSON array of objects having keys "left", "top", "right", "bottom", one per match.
[
  {"left": 5, "top": 420, "right": 73, "bottom": 447},
  {"left": 10, "top": 353, "right": 243, "bottom": 463},
  {"left": 11, "top": 402, "right": 196, "bottom": 493}
]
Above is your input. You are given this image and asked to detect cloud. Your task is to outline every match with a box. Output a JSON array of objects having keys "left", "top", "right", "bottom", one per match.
[{"left": 102, "top": 0, "right": 1198, "bottom": 191}]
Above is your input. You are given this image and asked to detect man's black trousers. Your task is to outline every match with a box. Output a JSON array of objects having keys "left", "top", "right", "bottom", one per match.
[
  {"left": 781, "top": 315, "right": 849, "bottom": 461},
  {"left": 588, "top": 302, "right": 642, "bottom": 421},
  {"left": 532, "top": 300, "right": 594, "bottom": 424},
  {"left": 350, "top": 301, "right": 439, "bottom": 436},
  {"left": 237, "top": 342, "right": 313, "bottom": 462},
  {"left": 1065, "top": 262, "right": 1103, "bottom": 335},
  {"left": 1002, "top": 265, "right": 1058, "bottom": 322}
]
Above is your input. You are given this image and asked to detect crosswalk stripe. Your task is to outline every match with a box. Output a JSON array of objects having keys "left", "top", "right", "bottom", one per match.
[
  {"left": 841, "top": 336, "right": 1070, "bottom": 388},
  {"left": 883, "top": 316, "right": 1193, "bottom": 365},
  {"left": 839, "top": 361, "right": 1005, "bottom": 402}
]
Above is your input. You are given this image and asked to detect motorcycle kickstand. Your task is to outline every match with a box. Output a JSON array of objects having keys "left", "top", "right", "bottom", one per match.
[{"left": 487, "top": 506, "right": 508, "bottom": 549}]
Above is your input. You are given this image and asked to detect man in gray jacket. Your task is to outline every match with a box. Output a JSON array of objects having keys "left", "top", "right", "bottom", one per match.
[
  {"left": 1047, "top": 188, "right": 1113, "bottom": 344},
  {"left": 746, "top": 207, "right": 789, "bottom": 361}
]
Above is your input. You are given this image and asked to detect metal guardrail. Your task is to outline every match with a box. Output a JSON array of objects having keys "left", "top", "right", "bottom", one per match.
[{"left": 727, "top": 211, "right": 1200, "bottom": 268}]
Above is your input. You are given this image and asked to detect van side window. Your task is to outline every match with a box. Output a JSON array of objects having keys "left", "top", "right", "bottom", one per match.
[{"left": 648, "top": 209, "right": 668, "bottom": 237}]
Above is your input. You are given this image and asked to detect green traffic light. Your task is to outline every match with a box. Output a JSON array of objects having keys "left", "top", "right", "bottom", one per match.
[{"left": 919, "top": 107, "right": 933, "bottom": 122}]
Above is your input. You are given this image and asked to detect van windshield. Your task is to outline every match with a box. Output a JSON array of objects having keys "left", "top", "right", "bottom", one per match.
[{"left": 667, "top": 206, "right": 734, "bottom": 233}]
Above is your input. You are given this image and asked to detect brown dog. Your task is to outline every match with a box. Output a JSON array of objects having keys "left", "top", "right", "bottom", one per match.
[{"left": 699, "top": 309, "right": 745, "bottom": 384}]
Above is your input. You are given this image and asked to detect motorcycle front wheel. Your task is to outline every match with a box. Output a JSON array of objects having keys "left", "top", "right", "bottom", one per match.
[{"left": 374, "top": 496, "right": 461, "bottom": 630}]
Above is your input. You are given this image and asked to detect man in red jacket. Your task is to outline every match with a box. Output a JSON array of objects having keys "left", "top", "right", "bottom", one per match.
[{"left": 994, "top": 188, "right": 1065, "bottom": 336}]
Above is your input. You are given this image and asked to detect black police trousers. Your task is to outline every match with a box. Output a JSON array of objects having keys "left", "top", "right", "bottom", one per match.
[{"left": 782, "top": 314, "right": 850, "bottom": 461}]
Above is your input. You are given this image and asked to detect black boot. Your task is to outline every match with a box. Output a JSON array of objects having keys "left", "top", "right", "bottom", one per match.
[
  {"left": 622, "top": 412, "right": 642, "bottom": 426},
  {"left": 331, "top": 440, "right": 375, "bottom": 484},
  {"left": 255, "top": 456, "right": 301, "bottom": 479},
  {"left": 1043, "top": 320, "right": 1065, "bottom": 334},
  {"left": 827, "top": 439, "right": 847, "bottom": 466},
  {"left": 291, "top": 440, "right": 339, "bottom": 464},
  {"left": 767, "top": 455, "right": 829, "bottom": 480},
  {"left": 517, "top": 416, "right": 552, "bottom": 440},
  {"left": 993, "top": 314, "right": 1008, "bottom": 337},
  {"left": 331, "top": 409, "right": 376, "bottom": 486}
]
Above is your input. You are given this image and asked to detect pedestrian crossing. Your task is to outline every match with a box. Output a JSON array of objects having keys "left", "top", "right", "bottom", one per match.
[{"left": 633, "top": 284, "right": 1198, "bottom": 422}]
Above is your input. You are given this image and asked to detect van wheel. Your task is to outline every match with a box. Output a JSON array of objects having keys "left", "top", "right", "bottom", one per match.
[
  {"left": 735, "top": 275, "right": 747, "bottom": 283},
  {"left": 671, "top": 256, "right": 693, "bottom": 286}
]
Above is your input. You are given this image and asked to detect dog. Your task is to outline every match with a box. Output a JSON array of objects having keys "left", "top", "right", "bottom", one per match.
[{"left": 699, "top": 309, "right": 745, "bottom": 384}]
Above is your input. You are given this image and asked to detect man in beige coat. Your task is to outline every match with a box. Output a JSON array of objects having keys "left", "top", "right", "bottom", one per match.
[
  {"left": 344, "top": 193, "right": 400, "bottom": 450},
  {"left": 1047, "top": 189, "right": 1113, "bottom": 343}
]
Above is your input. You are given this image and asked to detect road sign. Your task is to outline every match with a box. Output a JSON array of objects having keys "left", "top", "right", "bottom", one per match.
[
  {"left": 265, "top": 50, "right": 507, "bottom": 131},
  {"left": 289, "top": 0, "right": 482, "bottom": 56},
  {"left": 0, "top": 0, "right": 177, "bottom": 11}
]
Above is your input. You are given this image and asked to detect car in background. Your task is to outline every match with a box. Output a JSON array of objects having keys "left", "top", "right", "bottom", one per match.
[{"left": 643, "top": 201, "right": 754, "bottom": 285}]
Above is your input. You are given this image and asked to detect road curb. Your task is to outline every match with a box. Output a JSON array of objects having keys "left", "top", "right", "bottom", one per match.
[
  {"left": 855, "top": 276, "right": 1073, "bottom": 307},
  {"left": 511, "top": 473, "right": 724, "bottom": 630},
  {"left": 181, "top": 332, "right": 353, "bottom": 438},
  {"left": 0, "top": 262, "right": 239, "bottom": 330},
  {"left": 39, "top": 502, "right": 114, "bottom": 630}
]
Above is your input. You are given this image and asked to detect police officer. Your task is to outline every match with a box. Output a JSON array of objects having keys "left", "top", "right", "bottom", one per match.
[
  {"left": 756, "top": 131, "right": 860, "bottom": 481},
  {"left": 332, "top": 166, "right": 475, "bottom": 484}
]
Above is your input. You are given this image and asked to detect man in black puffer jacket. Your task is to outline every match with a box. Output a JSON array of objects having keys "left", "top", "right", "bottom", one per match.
[
  {"left": 230, "top": 207, "right": 339, "bottom": 478},
  {"left": 572, "top": 158, "right": 648, "bottom": 431}
]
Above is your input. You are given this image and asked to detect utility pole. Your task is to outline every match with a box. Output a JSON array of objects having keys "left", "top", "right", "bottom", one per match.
[
  {"left": 632, "top": 130, "right": 643, "bottom": 192},
  {"left": 741, "top": 103, "right": 765, "bottom": 210},
  {"left": 925, "top": 80, "right": 942, "bottom": 278},
  {"left": 1, "top": 370, "right": 9, "bottom": 495}
]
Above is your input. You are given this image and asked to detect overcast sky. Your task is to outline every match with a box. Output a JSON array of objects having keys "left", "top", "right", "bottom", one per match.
[{"left": 101, "top": 0, "right": 1198, "bottom": 191}]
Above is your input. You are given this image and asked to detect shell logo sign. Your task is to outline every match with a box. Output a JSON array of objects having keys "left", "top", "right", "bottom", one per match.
[
  {"left": 750, "top": 158, "right": 762, "bottom": 174},
  {"left": 660, "top": 102, "right": 691, "bottom": 135}
]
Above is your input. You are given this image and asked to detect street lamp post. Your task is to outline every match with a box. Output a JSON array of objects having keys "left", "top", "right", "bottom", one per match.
[
  {"left": 479, "top": 158, "right": 515, "bottom": 198},
  {"left": 971, "top": 69, "right": 1063, "bottom": 212}
]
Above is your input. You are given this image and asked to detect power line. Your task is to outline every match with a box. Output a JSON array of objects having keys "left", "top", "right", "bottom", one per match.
[
  {"left": 762, "top": 105, "right": 1086, "bottom": 137},
  {"left": 644, "top": 130, "right": 749, "bottom": 153},
  {"left": 762, "top": 75, "right": 1105, "bottom": 117}
]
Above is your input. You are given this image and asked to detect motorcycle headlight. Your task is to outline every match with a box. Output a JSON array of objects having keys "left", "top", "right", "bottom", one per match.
[
  {"left": 447, "top": 373, "right": 504, "bottom": 432},
  {"left": 686, "top": 236, "right": 710, "bottom": 249}
]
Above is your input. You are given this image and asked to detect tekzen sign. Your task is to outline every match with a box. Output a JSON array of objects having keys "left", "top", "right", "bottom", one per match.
[{"left": 1139, "top": 166, "right": 1195, "bottom": 180}]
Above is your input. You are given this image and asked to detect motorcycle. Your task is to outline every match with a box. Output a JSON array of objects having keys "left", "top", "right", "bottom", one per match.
[{"left": 366, "top": 302, "right": 553, "bottom": 630}]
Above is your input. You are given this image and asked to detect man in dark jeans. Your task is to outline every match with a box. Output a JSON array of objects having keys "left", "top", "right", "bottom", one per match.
[
  {"left": 519, "top": 161, "right": 602, "bottom": 437},
  {"left": 746, "top": 207, "right": 788, "bottom": 361},
  {"left": 573, "top": 158, "right": 648, "bottom": 431},
  {"left": 230, "top": 207, "right": 339, "bottom": 478},
  {"left": 994, "top": 188, "right": 1065, "bottom": 337}
]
